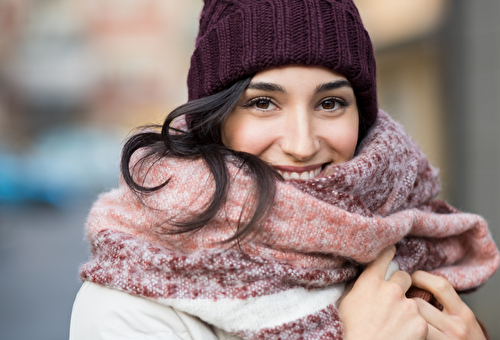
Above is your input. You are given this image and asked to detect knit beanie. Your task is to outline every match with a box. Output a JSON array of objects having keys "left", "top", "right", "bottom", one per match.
[{"left": 187, "top": 0, "right": 378, "bottom": 126}]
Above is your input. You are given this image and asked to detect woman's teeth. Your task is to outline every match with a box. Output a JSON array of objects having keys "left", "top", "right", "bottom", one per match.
[{"left": 276, "top": 167, "right": 322, "bottom": 180}]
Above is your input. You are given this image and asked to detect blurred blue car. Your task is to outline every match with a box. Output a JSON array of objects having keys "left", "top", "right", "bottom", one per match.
[{"left": 0, "top": 125, "right": 125, "bottom": 207}]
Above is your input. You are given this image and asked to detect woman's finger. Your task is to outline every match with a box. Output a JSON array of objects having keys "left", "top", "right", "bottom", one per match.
[
  {"left": 339, "top": 248, "right": 429, "bottom": 340},
  {"left": 426, "top": 323, "right": 447, "bottom": 340},
  {"left": 412, "top": 271, "right": 487, "bottom": 340},
  {"left": 413, "top": 298, "right": 452, "bottom": 331},
  {"left": 388, "top": 270, "right": 413, "bottom": 293},
  {"left": 411, "top": 270, "right": 465, "bottom": 315},
  {"left": 360, "top": 246, "right": 396, "bottom": 280}
]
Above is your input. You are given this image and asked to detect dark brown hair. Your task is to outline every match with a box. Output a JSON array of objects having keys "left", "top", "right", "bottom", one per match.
[{"left": 120, "top": 77, "right": 280, "bottom": 242}]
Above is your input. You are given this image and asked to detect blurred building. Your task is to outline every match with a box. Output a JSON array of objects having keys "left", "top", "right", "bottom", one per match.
[
  {"left": 75, "top": 0, "right": 201, "bottom": 127},
  {"left": 444, "top": 1, "right": 500, "bottom": 334},
  {"left": 0, "top": 0, "right": 27, "bottom": 148},
  {"left": 356, "top": 0, "right": 450, "bottom": 193},
  {"left": 1, "top": 0, "right": 202, "bottom": 143},
  {"left": 0, "top": 0, "right": 203, "bottom": 205}
]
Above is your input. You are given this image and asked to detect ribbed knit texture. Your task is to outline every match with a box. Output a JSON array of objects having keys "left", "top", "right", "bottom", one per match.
[{"left": 187, "top": 0, "right": 378, "bottom": 126}]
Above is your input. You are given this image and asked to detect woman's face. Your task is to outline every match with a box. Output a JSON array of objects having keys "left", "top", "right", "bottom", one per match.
[{"left": 222, "top": 65, "right": 359, "bottom": 180}]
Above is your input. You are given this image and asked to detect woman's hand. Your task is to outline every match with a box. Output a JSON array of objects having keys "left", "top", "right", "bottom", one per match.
[
  {"left": 411, "top": 271, "right": 487, "bottom": 340},
  {"left": 338, "top": 246, "right": 428, "bottom": 340}
]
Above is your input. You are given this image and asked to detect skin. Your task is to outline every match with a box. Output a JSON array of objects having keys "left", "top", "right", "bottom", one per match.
[
  {"left": 411, "top": 271, "right": 486, "bottom": 340},
  {"left": 222, "top": 65, "right": 359, "bottom": 179},
  {"left": 340, "top": 250, "right": 487, "bottom": 340},
  {"left": 222, "top": 64, "right": 485, "bottom": 340},
  {"left": 339, "top": 247, "right": 428, "bottom": 340}
]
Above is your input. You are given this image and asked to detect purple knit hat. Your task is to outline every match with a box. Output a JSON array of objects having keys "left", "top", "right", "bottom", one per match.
[{"left": 187, "top": 0, "right": 378, "bottom": 126}]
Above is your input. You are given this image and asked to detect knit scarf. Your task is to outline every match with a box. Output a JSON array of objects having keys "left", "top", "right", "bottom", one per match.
[{"left": 80, "top": 111, "right": 499, "bottom": 340}]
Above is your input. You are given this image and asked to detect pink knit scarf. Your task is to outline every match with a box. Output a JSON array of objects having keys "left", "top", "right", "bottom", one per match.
[{"left": 81, "top": 111, "right": 499, "bottom": 339}]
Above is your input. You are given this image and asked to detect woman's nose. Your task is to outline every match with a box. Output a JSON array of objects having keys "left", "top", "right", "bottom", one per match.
[{"left": 280, "top": 110, "right": 319, "bottom": 161}]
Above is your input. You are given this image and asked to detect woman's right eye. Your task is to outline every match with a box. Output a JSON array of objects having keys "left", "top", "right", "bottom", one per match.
[{"left": 244, "top": 97, "right": 276, "bottom": 111}]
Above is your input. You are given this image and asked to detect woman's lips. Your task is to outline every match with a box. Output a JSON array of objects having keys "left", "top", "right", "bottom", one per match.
[{"left": 273, "top": 163, "right": 327, "bottom": 180}]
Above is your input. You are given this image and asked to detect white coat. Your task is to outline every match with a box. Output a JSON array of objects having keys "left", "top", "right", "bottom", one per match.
[{"left": 69, "top": 281, "right": 243, "bottom": 340}]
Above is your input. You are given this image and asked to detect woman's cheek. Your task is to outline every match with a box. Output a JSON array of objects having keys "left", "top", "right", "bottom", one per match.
[
  {"left": 319, "top": 117, "right": 358, "bottom": 161},
  {"left": 236, "top": 125, "right": 276, "bottom": 155},
  {"left": 223, "top": 119, "right": 277, "bottom": 156}
]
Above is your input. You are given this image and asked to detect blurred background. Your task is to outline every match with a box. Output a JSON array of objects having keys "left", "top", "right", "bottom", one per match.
[{"left": 0, "top": 0, "right": 499, "bottom": 339}]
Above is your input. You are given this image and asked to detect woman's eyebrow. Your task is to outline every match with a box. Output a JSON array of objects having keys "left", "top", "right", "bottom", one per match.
[
  {"left": 246, "top": 82, "right": 286, "bottom": 92},
  {"left": 315, "top": 80, "right": 352, "bottom": 93}
]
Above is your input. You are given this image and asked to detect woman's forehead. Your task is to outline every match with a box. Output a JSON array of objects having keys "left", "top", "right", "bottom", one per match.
[
  {"left": 250, "top": 65, "right": 349, "bottom": 84},
  {"left": 247, "top": 65, "right": 352, "bottom": 94}
]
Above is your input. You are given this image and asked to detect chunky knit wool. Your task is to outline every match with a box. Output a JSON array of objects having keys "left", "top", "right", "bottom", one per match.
[
  {"left": 187, "top": 0, "right": 378, "bottom": 127},
  {"left": 81, "top": 111, "right": 499, "bottom": 339}
]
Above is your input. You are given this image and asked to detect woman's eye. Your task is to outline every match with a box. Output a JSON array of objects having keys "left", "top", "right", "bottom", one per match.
[
  {"left": 320, "top": 99, "right": 340, "bottom": 110},
  {"left": 317, "top": 97, "right": 349, "bottom": 112},
  {"left": 246, "top": 98, "right": 276, "bottom": 110},
  {"left": 255, "top": 99, "right": 271, "bottom": 109}
]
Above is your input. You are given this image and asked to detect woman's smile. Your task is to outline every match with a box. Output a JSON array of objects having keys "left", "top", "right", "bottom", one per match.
[{"left": 272, "top": 163, "right": 326, "bottom": 180}]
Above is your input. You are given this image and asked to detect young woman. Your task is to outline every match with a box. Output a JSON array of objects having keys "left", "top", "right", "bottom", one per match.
[{"left": 70, "top": 1, "right": 499, "bottom": 339}]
